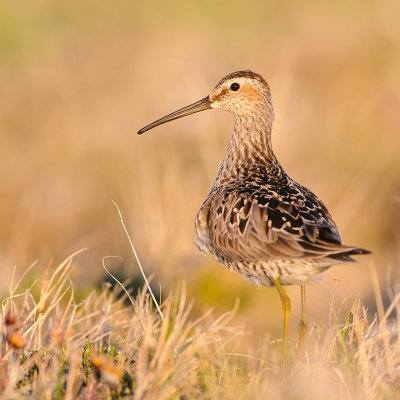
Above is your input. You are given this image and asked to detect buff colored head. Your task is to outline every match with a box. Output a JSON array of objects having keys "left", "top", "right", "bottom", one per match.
[
  {"left": 209, "top": 70, "right": 273, "bottom": 116},
  {"left": 137, "top": 70, "right": 274, "bottom": 135}
]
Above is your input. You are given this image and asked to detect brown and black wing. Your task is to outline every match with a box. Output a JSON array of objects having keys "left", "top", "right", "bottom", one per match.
[{"left": 208, "top": 183, "right": 369, "bottom": 263}]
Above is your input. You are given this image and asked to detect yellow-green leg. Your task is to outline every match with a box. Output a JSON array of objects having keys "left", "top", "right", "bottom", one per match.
[
  {"left": 273, "top": 278, "right": 291, "bottom": 373},
  {"left": 297, "top": 285, "right": 307, "bottom": 359}
]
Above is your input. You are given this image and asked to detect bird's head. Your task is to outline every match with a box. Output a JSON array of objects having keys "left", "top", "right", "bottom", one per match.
[
  {"left": 137, "top": 70, "right": 274, "bottom": 135},
  {"left": 209, "top": 70, "right": 273, "bottom": 116}
]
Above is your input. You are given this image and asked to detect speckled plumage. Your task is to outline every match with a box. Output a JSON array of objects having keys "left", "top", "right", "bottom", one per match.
[{"left": 138, "top": 70, "right": 370, "bottom": 288}]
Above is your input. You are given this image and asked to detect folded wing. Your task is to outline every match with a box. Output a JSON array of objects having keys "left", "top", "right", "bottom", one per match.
[{"left": 208, "top": 183, "right": 368, "bottom": 263}]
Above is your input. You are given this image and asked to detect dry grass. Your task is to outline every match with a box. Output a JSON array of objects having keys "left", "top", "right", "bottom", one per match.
[
  {"left": 1, "top": 252, "right": 399, "bottom": 399},
  {"left": 1, "top": 1, "right": 400, "bottom": 398}
]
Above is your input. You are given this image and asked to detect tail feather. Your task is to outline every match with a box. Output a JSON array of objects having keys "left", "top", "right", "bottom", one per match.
[{"left": 329, "top": 247, "right": 371, "bottom": 263}]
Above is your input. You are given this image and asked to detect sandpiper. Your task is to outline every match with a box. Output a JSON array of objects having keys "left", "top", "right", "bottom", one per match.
[{"left": 138, "top": 70, "right": 370, "bottom": 367}]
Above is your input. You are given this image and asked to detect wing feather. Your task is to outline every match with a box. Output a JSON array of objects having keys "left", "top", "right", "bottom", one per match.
[{"left": 208, "top": 182, "right": 356, "bottom": 263}]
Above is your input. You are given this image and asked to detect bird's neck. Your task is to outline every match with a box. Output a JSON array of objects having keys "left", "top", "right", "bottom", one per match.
[{"left": 214, "top": 113, "right": 279, "bottom": 185}]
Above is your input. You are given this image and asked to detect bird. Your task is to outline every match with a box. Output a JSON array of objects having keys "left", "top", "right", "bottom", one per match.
[{"left": 137, "top": 70, "right": 370, "bottom": 369}]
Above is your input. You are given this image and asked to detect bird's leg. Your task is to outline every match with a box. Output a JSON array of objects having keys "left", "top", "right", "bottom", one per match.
[
  {"left": 273, "top": 278, "right": 290, "bottom": 373},
  {"left": 297, "top": 285, "right": 307, "bottom": 359}
]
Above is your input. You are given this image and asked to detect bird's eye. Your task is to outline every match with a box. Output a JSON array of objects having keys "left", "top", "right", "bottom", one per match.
[{"left": 230, "top": 83, "right": 240, "bottom": 91}]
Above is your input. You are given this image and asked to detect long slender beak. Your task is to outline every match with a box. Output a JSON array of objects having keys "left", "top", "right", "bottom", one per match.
[{"left": 137, "top": 95, "right": 212, "bottom": 134}]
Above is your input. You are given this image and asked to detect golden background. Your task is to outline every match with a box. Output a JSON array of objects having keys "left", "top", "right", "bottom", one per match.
[{"left": 1, "top": 0, "right": 399, "bottom": 337}]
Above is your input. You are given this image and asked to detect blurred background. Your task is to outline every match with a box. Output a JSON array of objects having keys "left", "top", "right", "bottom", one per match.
[{"left": 1, "top": 0, "right": 399, "bottom": 339}]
